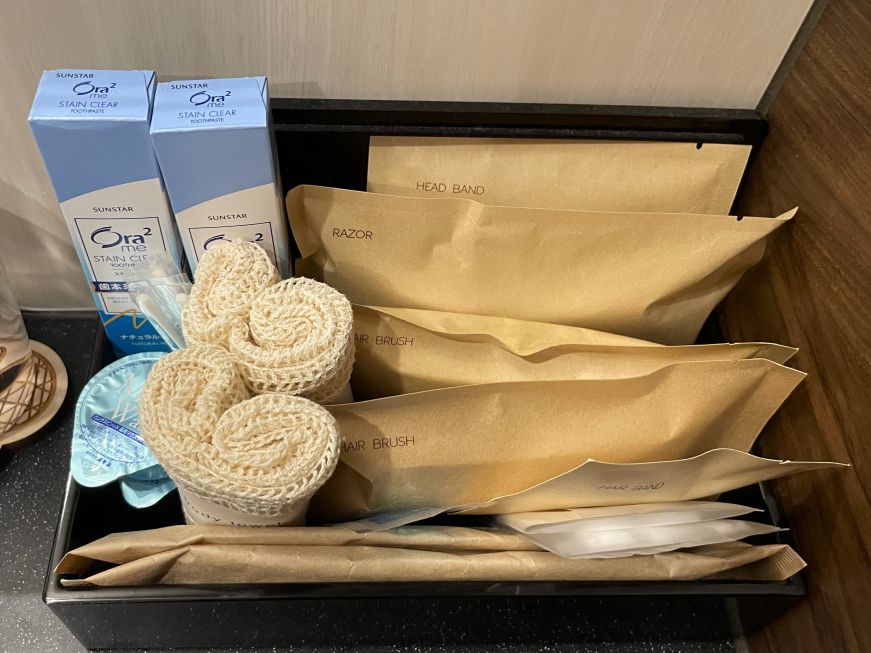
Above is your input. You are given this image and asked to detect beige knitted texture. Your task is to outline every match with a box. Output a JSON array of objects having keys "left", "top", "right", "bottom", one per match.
[
  {"left": 140, "top": 346, "right": 341, "bottom": 518},
  {"left": 182, "top": 241, "right": 280, "bottom": 347},
  {"left": 228, "top": 278, "right": 355, "bottom": 403}
]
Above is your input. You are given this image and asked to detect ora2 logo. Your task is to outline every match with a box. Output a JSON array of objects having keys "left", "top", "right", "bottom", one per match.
[
  {"left": 203, "top": 233, "right": 264, "bottom": 250},
  {"left": 73, "top": 81, "right": 116, "bottom": 95},
  {"left": 189, "top": 90, "right": 232, "bottom": 106},
  {"left": 90, "top": 226, "right": 153, "bottom": 249}
]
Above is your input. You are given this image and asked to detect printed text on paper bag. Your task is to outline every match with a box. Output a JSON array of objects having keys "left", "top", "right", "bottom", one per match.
[
  {"left": 416, "top": 181, "right": 485, "bottom": 196},
  {"left": 355, "top": 333, "right": 414, "bottom": 347},
  {"left": 342, "top": 437, "right": 416, "bottom": 453}
]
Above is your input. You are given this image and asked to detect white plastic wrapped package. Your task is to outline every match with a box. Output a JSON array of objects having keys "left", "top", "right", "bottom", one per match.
[
  {"left": 503, "top": 518, "right": 783, "bottom": 559},
  {"left": 497, "top": 501, "right": 759, "bottom": 534}
]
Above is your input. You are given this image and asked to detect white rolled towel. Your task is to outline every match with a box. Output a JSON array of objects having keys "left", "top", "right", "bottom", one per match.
[
  {"left": 228, "top": 277, "right": 355, "bottom": 404},
  {"left": 182, "top": 240, "right": 280, "bottom": 347},
  {"left": 139, "top": 345, "right": 341, "bottom": 526}
]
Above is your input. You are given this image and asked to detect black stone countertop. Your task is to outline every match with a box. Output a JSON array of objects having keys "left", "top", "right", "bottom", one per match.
[{"left": 0, "top": 314, "right": 737, "bottom": 653}]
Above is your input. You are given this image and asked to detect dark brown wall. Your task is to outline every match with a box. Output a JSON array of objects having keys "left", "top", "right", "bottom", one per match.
[{"left": 719, "top": 0, "right": 871, "bottom": 650}]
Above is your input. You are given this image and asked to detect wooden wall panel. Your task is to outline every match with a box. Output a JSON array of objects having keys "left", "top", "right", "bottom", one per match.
[
  {"left": 719, "top": 0, "right": 871, "bottom": 650},
  {"left": 0, "top": 0, "right": 812, "bottom": 307}
]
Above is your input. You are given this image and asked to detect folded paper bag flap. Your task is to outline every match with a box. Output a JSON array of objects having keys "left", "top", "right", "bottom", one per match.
[
  {"left": 706, "top": 542, "right": 807, "bottom": 581},
  {"left": 60, "top": 547, "right": 190, "bottom": 588}
]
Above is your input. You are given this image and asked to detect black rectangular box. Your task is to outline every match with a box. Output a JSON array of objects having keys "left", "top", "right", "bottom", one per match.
[{"left": 44, "top": 100, "right": 802, "bottom": 650}]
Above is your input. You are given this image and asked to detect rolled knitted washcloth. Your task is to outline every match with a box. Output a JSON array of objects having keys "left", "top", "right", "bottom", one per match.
[
  {"left": 140, "top": 346, "right": 341, "bottom": 526},
  {"left": 182, "top": 241, "right": 280, "bottom": 347},
  {"left": 227, "top": 277, "right": 355, "bottom": 403}
]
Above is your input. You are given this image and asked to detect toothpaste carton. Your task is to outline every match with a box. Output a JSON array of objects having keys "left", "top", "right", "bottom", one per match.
[
  {"left": 28, "top": 69, "right": 183, "bottom": 354},
  {"left": 149, "top": 76, "right": 289, "bottom": 276}
]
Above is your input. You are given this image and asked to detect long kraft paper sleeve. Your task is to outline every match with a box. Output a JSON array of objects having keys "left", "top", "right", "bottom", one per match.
[
  {"left": 367, "top": 137, "right": 750, "bottom": 215},
  {"left": 311, "top": 359, "right": 805, "bottom": 521},
  {"left": 61, "top": 543, "right": 805, "bottom": 587},
  {"left": 352, "top": 305, "right": 797, "bottom": 399},
  {"left": 56, "top": 525, "right": 542, "bottom": 574},
  {"left": 287, "top": 185, "right": 795, "bottom": 344},
  {"left": 58, "top": 535, "right": 805, "bottom": 586}
]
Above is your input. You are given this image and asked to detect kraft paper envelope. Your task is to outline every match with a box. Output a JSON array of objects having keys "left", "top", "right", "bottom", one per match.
[
  {"left": 58, "top": 525, "right": 806, "bottom": 586},
  {"left": 461, "top": 449, "right": 846, "bottom": 515},
  {"left": 352, "top": 305, "right": 796, "bottom": 399},
  {"left": 287, "top": 185, "right": 795, "bottom": 344},
  {"left": 367, "top": 136, "right": 750, "bottom": 215},
  {"left": 310, "top": 359, "right": 806, "bottom": 521}
]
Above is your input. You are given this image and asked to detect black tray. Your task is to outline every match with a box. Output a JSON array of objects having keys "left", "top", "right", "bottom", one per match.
[
  {"left": 271, "top": 99, "right": 766, "bottom": 213},
  {"left": 44, "top": 100, "right": 799, "bottom": 650}
]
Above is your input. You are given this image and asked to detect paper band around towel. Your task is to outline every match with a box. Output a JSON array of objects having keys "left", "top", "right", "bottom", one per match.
[
  {"left": 179, "top": 488, "right": 310, "bottom": 527},
  {"left": 227, "top": 278, "right": 355, "bottom": 403},
  {"left": 182, "top": 240, "right": 280, "bottom": 347},
  {"left": 140, "top": 346, "right": 341, "bottom": 523}
]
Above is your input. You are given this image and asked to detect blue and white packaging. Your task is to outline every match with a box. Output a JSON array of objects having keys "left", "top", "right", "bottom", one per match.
[
  {"left": 29, "top": 70, "right": 183, "bottom": 355},
  {"left": 120, "top": 475, "right": 177, "bottom": 509},
  {"left": 150, "top": 76, "right": 289, "bottom": 276},
  {"left": 72, "top": 352, "right": 167, "bottom": 489}
]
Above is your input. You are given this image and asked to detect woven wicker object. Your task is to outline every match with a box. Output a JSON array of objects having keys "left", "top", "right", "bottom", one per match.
[
  {"left": 140, "top": 345, "right": 341, "bottom": 522},
  {"left": 182, "top": 241, "right": 280, "bottom": 347},
  {"left": 0, "top": 342, "right": 67, "bottom": 447},
  {"left": 228, "top": 278, "right": 355, "bottom": 403}
]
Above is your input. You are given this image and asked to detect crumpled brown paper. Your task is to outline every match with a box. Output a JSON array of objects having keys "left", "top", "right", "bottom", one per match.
[
  {"left": 351, "top": 305, "right": 796, "bottom": 399},
  {"left": 367, "top": 136, "right": 750, "bottom": 215},
  {"left": 56, "top": 525, "right": 805, "bottom": 587},
  {"left": 312, "top": 359, "right": 805, "bottom": 521},
  {"left": 287, "top": 184, "right": 795, "bottom": 344}
]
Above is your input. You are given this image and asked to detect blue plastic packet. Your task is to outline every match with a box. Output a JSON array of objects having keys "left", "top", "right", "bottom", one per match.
[
  {"left": 120, "top": 474, "right": 177, "bottom": 508},
  {"left": 72, "top": 352, "right": 167, "bottom": 487}
]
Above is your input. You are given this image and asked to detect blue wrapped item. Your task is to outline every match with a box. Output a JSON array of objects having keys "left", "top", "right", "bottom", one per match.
[{"left": 72, "top": 352, "right": 175, "bottom": 507}]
